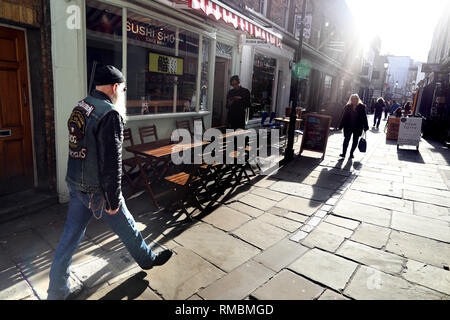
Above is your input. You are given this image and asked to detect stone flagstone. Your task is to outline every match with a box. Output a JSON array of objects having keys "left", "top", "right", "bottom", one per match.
[
  {"left": 198, "top": 260, "right": 275, "bottom": 300},
  {"left": 144, "top": 247, "right": 224, "bottom": 300},
  {"left": 344, "top": 265, "right": 446, "bottom": 300},
  {"left": 275, "top": 195, "right": 322, "bottom": 216},
  {"left": 401, "top": 259, "right": 450, "bottom": 295},
  {"left": 253, "top": 238, "right": 309, "bottom": 272},
  {"left": 288, "top": 248, "right": 358, "bottom": 291},
  {"left": 333, "top": 199, "right": 391, "bottom": 227},
  {"left": 386, "top": 231, "right": 450, "bottom": 269},
  {"left": 269, "top": 180, "right": 335, "bottom": 201},
  {"left": 301, "top": 228, "right": 345, "bottom": 252},
  {"left": 174, "top": 223, "right": 260, "bottom": 272},
  {"left": 318, "top": 289, "right": 350, "bottom": 300},
  {"left": 201, "top": 206, "right": 251, "bottom": 232},
  {"left": 257, "top": 213, "right": 303, "bottom": 232},
  {"left": 343, "top": 189, "right": 413, "bottom": 214},
  {"left": 232, "top": 219, "right": 289, "bottom": 250},
  {"left": 250, "top": 270, "right": 325, "bottom": 300},
  {"left": 391, "top": 211, "right": 450, "bottom": 243},
  {"left": 350, "top": 223, "right": 391, "bottom": 249},
  {"left": 413, "top": 202, "right": 450, "bottom": 222},
  {"left": 336, "top": 240, "right": 406, "bottom": 274},
  {"left": 238, "top": 193, "right": 277, "bottom": 211}
]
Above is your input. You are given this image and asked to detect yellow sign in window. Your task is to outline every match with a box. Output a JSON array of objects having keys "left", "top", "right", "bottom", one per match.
[{"left": 149, "top": 52, "right": 183, "bottom": 76}]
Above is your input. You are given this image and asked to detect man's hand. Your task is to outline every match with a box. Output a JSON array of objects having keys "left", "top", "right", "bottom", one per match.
[{"left": 105, "top": 206, "right": 120, "bottom": 215}]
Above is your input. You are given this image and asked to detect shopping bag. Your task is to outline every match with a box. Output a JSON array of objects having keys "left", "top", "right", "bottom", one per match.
[{"left": 358, "top": 132, "right": 367, "bottom": 153}]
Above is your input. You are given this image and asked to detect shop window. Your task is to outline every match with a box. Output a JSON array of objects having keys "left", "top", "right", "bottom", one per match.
[
  {"left": 250, "top": 54, "right": 276, "bottom": 120},
  {"left": 322, "top": 75, "right": 333, "bottom": 106},
  {"left": 86, "top": 1, "right": 123, "bottom": 94},
  {"left": 126, "top": 11, "right": 199, "bottom": 115}
]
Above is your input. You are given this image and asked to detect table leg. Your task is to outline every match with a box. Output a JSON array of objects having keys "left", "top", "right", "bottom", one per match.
[{"left": 134, "top": 153, "right": 159, "bottom": 208}]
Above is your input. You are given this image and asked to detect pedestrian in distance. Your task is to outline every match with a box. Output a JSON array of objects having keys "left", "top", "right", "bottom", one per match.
[
  {"left": 47, "top": 65, "right": 172, "bottom": 300},
  {"left": 226, "top": 75, "right": 251, "bottom": 130},
  {"left": 338, "top": 94, "right": 369, "bottom": 159},
  {"left": 384, "top": 100, "right": 390, "bottom": 120},
  {"left": 404, "top": 101, "right": 412, "bottom": 116},
  {"left": 390, "top": 100, "right": 400, "bottom": 114},
  {"left": 373, "top": 97, "right": 385, "bottom": 129}
]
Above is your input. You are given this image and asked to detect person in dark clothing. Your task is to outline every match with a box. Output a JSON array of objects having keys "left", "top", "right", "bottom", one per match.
[
  {"left": 338, "top": 94, "right": 369, "bottom": 159},
  {"left": 404, "top": 101, "right": 412, "bottom": 116},
  {"left": 226, "top": 75, "right": 251, "bottom": 130},
  {"left": 47, "top": 65, "right": 172, "bottom": 300},
  {"left": 391, "top": 100, "right": 400, "bottom": 114},
  {"left": 373, "top": 97, "right": 385, "bottom": 129}
]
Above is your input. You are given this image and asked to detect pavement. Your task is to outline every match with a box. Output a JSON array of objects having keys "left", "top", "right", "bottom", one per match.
[{"left": 1, "top": 115, "right": 449, "bottom": 300}]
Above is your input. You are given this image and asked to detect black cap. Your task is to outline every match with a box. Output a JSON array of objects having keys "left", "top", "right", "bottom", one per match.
[{"left": 94, "top": 65, "right": 125, "bottom": 86}]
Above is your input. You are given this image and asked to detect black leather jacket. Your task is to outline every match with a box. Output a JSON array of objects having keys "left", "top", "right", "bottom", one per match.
[{"left": 91, "top": 90, "right": 123, "bottom": 211}]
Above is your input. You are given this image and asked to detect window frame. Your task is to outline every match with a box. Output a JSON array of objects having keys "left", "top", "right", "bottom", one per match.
[{"left": 85, "top": 0, "right": 217, "bottom": 119}]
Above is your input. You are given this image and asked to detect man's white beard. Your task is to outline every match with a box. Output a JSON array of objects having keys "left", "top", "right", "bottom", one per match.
[{"left": 113, "top": 90, "right": 127, "bottom": 123}]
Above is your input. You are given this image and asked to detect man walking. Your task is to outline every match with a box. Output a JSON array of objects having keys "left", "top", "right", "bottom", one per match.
[
  {"left": 226, "top": 75, "right": 251, "bottom": 130},
  {"left": 373, "top": 98, "right": 385, "bottom": 129},
  {"left": 47, "top": 65, "right": 172, "bottom": 300}
]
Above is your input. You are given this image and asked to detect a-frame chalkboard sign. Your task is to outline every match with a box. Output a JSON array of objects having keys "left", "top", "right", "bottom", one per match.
[{"left": 299, "top": 114, "right": 332, "bottom": 161}]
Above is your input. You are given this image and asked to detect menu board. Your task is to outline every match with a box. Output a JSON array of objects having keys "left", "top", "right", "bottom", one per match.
[
  {"left": 397, "top": 117, "right": 422, "bottom": 147},
  {"left": 299, "top": 114, "right": 331, "bottom": 159},
  {"left": 386, "top": 117, "right": 400, "bottom": 140}
]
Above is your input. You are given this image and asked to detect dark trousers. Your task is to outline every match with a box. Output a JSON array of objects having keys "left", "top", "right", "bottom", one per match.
[
  {"left": 342, "top": 131, "right": 360, "bottom": 156},
  {"left": 383, "top": 110, "right": 388, "bottom": 119},
  {"left": 373, "top": 113, "right": 382, "bottom": 128}
]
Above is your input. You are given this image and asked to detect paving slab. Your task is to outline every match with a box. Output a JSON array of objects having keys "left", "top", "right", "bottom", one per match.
[
  {"left": 391, "top": 211, "right": 450, "bottom": 243},
  {"left": 250, "top": 187, "right": 288, "bottom": 202},
  {"left": 290, "top": 230, "right": 308, "bottom": 242},
  {"left": 275, "top": 195, "right": 322, "bottom": 216},
  {"left": 318, "top": 289, "right": 350, "bottom": 300},
  {"left": 404, "top": 177, "right": 447, "bottom": 190},
  {"left": 238, "top": 193, "right": 277, "bottom": 211},
  {"left": 413, "top": 202, "right": 450, "bottom": 222},
  {"left": 343, "top": 189, "right": 413, "bottom": 214},
  {"left": 201, "top": 206, "right": 251, "bottom": 232},
  {"left": 250, "top": 270, "right": 324, "bottom": 300},
  {"left": 350, "top": 180, "right": 403, "bottom": 198},
  {"left": 270, "top": 181, "right": 335, "bottom": 202},
  {"left": 251, "top": 177, "right": 278, "bottom": 188},
  {"left": 71, "top": 248, "right": 139, "bottom": 290},
  {"left": 288, "top": 248, "right": 358, "bottom": 291},
  {"left": 301, "top": 228, "right": 345, "bottom": 252},
  {"left": 0, "top": 266, "right": 34, "bottom": 300},
  {"left": 386, "top": 231, "right": 450, "bottom": 269},
  {"left": 344, "top": 265, "right": 446, "bottom": 300},
  {"left": 144, "top": 247, "right": 224, "bottom": 300},
  {"left": 197, "top": 260, "right": 275, "bottom": 300},
  {"left": 401, "top": 259, "right": 450, "bottom": 295},
  {"left": 2, "top": 229, "right": 54, "bottom": 263},
  {"left": 232, "top": 219, "right": 289, "bottom": 250},
  {"left": 257, "top": 213, "right": 303, "bottom": 232},
  {"left": 350, "top": 223, "right": 391, "bottom": 249},
  {"left": 174, "top": 223, "right": 260, "bottom": 272},
  {"left": 336, "top": 240, "right": 405, "bottom": 274},
  {"left": 404, "top": 190, "right": 450, "bottom": 208},
  {"left": 316, "top": 222, "right": 353, "bottom": 238},
  {"left": 332, "top": 199, "right": 392, "bottom": 227},
  {"left": 253, "top": 238, "right": 309, "bottom": 272},
  {"left": 325, "top": 215, "right": 360, "bottom": 230},
  {"left": 227, "top": 201, "right": 264, "bottom": 218}
]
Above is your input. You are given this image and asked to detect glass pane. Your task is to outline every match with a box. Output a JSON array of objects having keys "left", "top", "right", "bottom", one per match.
[
  {"left": 271, "top": 0, "right": 289, "bottom": 28},
  {"left": 200, "top": 37, "right": 209, "bottom": 111},
  {"left": 126, "top": 11, "right": 199, "bottom": 115},
  {"left": 250, "top": 54, "right": 276, "bottom": 120},
  {"left": 86, "top": 0, "right": 123, "bottom": 94}
]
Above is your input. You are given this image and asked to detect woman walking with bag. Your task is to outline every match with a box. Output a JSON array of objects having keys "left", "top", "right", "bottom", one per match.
[{"left": 338, "top": 94, "right": 369, "bottom": 159}]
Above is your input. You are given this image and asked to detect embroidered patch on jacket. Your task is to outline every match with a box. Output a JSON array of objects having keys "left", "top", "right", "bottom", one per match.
[
  {"left": 68, "top": 108, "right": 87, "bottom": 159},
  {"left": 77, "top": 100, "right": 95, "bottom": 117}
]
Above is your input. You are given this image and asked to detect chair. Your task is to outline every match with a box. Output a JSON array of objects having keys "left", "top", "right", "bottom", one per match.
[
  {"left": 138, "top": 124, "right": 158, "bottom": 144},
  {"left": 193, "top": 116, "right": 205, "bottom": 132},
  {"left": 176, "top": 119, "right": 193, "bottom": 136},
  {"left": 122, "top": 128, "right": 138, "bottom": 192}
]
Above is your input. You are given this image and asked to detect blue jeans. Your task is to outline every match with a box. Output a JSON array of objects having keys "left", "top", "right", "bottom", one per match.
[{"left": 47, "top": 185, "right": 155, "bottom": 300}]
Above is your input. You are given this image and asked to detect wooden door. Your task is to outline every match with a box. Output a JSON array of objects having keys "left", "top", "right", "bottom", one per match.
[{"left": 0, "top": 26, "right": 33, "bottom": 195}]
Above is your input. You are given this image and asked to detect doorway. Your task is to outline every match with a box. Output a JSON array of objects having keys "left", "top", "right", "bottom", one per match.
[
  {"left": 0, "top": 26, "right": 34, "bottom": 196},
  {"left": 212, "top": 57, "right": 231, "bottom": 127}
]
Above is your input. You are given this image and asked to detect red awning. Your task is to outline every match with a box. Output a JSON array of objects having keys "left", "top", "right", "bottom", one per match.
[{"left": 188, "top": 0, "right": 282, "bottom": 48}]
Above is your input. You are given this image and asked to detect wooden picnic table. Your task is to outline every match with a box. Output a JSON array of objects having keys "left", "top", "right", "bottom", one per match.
[{"left": 125, "top": 140, "right": 210, "bottom": 208}]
